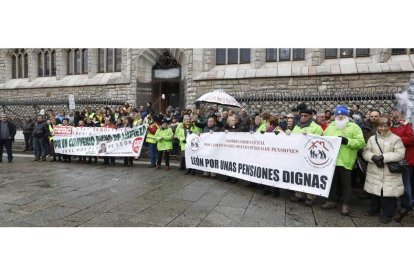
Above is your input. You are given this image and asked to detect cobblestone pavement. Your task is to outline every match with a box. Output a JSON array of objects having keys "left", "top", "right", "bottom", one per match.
[{"left": 1, "top": 155, "right": 413, "bottom": 227}]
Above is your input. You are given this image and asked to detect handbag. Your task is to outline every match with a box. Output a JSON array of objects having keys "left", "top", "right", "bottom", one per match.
[{"left": 374, "top": 134, "right": 407, "bottom": 173}]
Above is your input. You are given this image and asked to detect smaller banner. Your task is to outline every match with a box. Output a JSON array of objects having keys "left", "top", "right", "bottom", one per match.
[
  {"left": 53, "top": 125, "right": 147, "bottom": 157},
  {"left": 185, "top": 132, "right": 341, "bottom": 197}
]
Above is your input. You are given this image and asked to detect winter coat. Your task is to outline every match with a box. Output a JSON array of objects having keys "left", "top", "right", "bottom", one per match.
[
  {"left": 22, "top": 119, "right": 35, "bottom": 134},
  {"left": 175, "top": 123, "right": 202, "bottom": 151},
  {"left": 362, "top": 120, "right": 378, "bottom": 143},
  {"left": 390, "top": 121, "right": 414, "bottom": 166},
  {"left": 323, "top": 120, "right": 365, "bottom": 170},
  {"left": 362, "top": 131, "right": 405, "bottom": 197},
  {"left": 0, "top": 120, "right": 17, "bottom": 141},
  {"left": 32, "top": 122, "right": 49, "bottom": 139},
  {"left": 155, "top": 127, "right": 173, "bottom": 151},
  {"left": 292, "top": 120, "right": 323, "bottom": 135}
]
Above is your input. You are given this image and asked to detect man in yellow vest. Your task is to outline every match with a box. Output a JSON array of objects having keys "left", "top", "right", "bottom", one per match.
[{"left": 289, "top": 109, "right": 323, "bottom": 206}]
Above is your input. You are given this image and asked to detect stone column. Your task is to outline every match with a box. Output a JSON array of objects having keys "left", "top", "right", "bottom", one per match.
[{"left": 252, "top": 48, "right": 265, "bottom": 68}]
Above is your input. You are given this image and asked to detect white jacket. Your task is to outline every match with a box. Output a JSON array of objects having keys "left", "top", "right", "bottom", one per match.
[{"left": 362, "top": 131, "right": 405, "bottom": 197}]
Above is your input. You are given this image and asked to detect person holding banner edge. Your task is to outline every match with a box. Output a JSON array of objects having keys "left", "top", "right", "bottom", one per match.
[
  {"left": 322, "top": 105, "right": 365, "bottom": 215},
  {"left": 289, "top": 109, "right": 323, "bottom": 206}
]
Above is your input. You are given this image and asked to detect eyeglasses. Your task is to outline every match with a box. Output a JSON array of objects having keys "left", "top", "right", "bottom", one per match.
[{"left": 300, "top": 115, "right": 311, "bottom": 117}]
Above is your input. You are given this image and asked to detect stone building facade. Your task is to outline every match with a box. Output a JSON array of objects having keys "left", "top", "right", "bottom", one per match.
[{"left": 1, "top": 48, "right": 413, "bottom": 115}]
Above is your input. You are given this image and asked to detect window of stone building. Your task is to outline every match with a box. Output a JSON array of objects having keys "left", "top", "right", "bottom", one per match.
[
  {"left": 107, "top": 49, "right": 113, "bottom": 72},
  {"left": 115, "top": 49, "right": 122, "bottom": 72},
  {"left": 410, "top": 48, "right": 414, "bottom": 54},
  {"left": 325, "top": 48, "right": 338, "bottom": 59},
  {"left": 340, "top": 48, "right": 353, "bottom": 58},
  {"left": 266, "top": 49, "right": 277, "bottom": 62},
  {"left": 52, "top": 51, "right": 56, "bottom": 75},
  {"left": 265, "top": 48, "right": 304, "bottom": 62},
  {"left": 82, "top": 49, "right": 88, "bottom": 74},
  {"left": 240, "top": 49, "right": 251, "bottom": 64},
  {"left": 24, "top": 54, "right": 28, "bottom": 78},
  {"left": 325, "top": 48, "right": 369, "bottom": 59},
  {"left": 67, "top": 50, "right": 73, "bottom": 75},
  {"left": 11, "top": 49, "right": 28, "bottom": 79},
  {"left": 292, "top": 49, "right": 305, "bottom": 60},
  {"left": 38, "top": 52, "right": 44, "bottom": 76},
  {"left": 356, "top": 48, "right": 370, "bottom": 57},
  {"left": 216, "top": 48, "right": 226, "bottom": 65},
  {"left": 38, "top": 49, "right": 56, "bottom": 77},
  {"left": 227, "top": 49, "right": 238, "bottom": 64},
  {"left": 279, "top": 48, "right": 290, "bottom": 61},
  {"left": 215, "top": 48, "right": 251, "bottom": 65},
  {"left": 98, "top": 49, "right": 105, "bottom": 73},
  {"left": 12, "top": 55, "right": 16, "bottom": 78},
  {"left": 74, "top": 49, "right": 81, "bottom": 74},
  {"left": 45, "top": 51, "right": 50, "bottom": 75},
  {"left": 67, "top": 48, "right": 88, "bottom": 75},
  {"left": 98, "top": 48, "right": 122, "bottom": 73},
  {"left": 392, "top": 48, "right": 407, "bottom": 55}
]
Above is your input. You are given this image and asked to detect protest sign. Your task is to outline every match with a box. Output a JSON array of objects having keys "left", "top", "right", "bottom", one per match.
[
  {"left": 53, "top": 125, "right": 147, "bottom": 157},
  {"left": 185, "top": 132, "right": 341, "bottom": 197}
]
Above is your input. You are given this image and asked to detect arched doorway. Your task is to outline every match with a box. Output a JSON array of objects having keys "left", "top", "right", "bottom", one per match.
[{"left": 152, "top": 50, "right": 181, "bottom": 113}]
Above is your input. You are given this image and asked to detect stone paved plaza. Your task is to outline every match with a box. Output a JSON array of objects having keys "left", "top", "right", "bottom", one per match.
[{"left": 0, "top": 155, "right": 413, "bottom": 227}]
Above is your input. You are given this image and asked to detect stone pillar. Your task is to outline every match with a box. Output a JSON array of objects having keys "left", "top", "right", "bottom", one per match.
[
  {"left": 305, "top": 48, "right": 324, "bottom": 66},
  {"left": 371, "top": 48, "right": 391, "bottom": 63},
  {"left": 88, "top": 48, "right": 98, "bottom": 78},
  {"left": 252, "top": 48, "right": 265, "bottom": 68},
  {"left": 56, "top": 49, "right": 67, "bottom": 80}
]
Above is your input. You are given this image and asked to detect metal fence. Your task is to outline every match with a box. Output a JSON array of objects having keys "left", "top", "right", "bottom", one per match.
[
  {"left": 232, "top": 87, "right": 403, "bottom": 116},
  {"left": 0, "top": 97, "right": 126, "bottom": 129}
]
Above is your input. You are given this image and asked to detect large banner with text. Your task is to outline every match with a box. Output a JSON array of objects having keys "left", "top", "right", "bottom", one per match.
[
  {"left": 53, "top": 125, "right": 147, "bottom": 157},
  {"left": 185, "top": 132, "right": 341, "bottom": 197}
]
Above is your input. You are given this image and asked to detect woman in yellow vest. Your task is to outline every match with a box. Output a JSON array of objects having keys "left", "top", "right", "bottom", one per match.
[{"left": 155, "top": 119, "right": 174, "bottom": 170}]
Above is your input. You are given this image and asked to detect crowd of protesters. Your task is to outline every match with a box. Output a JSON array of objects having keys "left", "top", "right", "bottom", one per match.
[{"left": 0, "top": 100, "right": 413, "bottom": 224}]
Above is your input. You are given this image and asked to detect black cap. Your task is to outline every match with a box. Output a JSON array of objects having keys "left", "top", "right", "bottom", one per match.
[{"left": 300, "top": 109, "right": 313, "bottom": 115}]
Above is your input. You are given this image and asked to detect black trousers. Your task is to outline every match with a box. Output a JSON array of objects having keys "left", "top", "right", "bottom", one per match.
[
  {"left": 370, "top": 191, "right": 397, "bottom": 218},
  {"left": 104, "top": 157, "right": 115, "bottom": 164},
  {"left": 23, "top": 133, "right": 33, "bottom": 150},
  {"left": 157, "top": 150, "right": 170, "bottom": 166},
  {"left": 123, "top": 157, "right": 133, "bottom": 165},
  {"left": 0, "top": 139, "right": 13, "bottom": 161},
  {"left": 328, "top": 166, "right": 352, "bottom": 205}
]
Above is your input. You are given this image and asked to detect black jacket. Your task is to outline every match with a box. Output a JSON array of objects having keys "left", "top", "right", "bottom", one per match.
[
  {"left": 0, "top": 120, "right": 17, "bottom": 141},
  {"left": 32, "top": 122, "right": 49, "bottom": 138}
]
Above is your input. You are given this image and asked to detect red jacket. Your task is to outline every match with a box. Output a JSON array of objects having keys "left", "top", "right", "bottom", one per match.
[{"left": 390, "top": 121, "right": 414, "bottom": 165}]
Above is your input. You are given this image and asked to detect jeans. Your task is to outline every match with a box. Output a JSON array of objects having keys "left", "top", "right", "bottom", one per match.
[
  {"left": 401, "top": 166, "right": 414, "bottom": 210},
  {"left": 328, "top": 166, "right": 352, "bottom": 205},
  {"left": 0, "top": 139, "right": 13, "bottom": 161},
  {"left": 148, "top": 143, "right": 157, "bottom": 166},
  {"left": 33, "top": 137, "right": 47, "bottom": 159}
]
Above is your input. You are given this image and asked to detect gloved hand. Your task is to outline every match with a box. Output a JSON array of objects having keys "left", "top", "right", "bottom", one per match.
[
  {"left": 189, "top": 131, "right": 193, "bottom": 134},
  {"left": 260, "top": 131, "right": 265, "bottom": 134},
  {"left": 340, "top": 136, "right": 348, "bottom": 145},
  {"left": 183, "top": 140, "right": 186, "bottom": 144},
  {"left": 371, "top": 155, "right": 384, "bottom": 168}
]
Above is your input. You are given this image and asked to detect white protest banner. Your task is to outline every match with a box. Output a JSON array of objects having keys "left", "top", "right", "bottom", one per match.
[
  {"left": 53, "top": 125, "right": 147, "bottom": 157},
  {"left": 185, "top": 132, "right": 341, "bottom": 197}
]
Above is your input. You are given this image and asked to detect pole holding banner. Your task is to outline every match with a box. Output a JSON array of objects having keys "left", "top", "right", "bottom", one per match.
[{"left": 68, "top": 94, "right": 76, "bottom": 110}]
